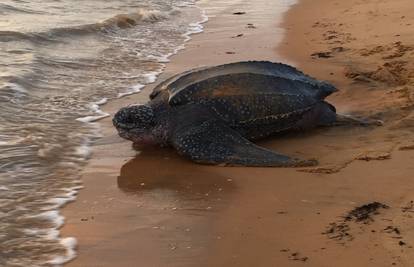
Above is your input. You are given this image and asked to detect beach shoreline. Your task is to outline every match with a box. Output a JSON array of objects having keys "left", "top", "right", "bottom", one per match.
[
  {"left": 62, "top": 0, "right": 414, "bottom": 266},
  {"left": 61, "top": 0, "right": 298, "bottom": 266}
]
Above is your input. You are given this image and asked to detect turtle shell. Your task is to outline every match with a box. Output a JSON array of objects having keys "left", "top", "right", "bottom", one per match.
[{"left": 150, "top": 61, "right": 337, "bottom": 105}]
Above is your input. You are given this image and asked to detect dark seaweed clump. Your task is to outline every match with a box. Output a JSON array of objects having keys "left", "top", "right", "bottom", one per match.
[
  {"left": 344, "top": 202, "right": 389, "bottom": 223},
  {"left": 323, "top": 202, "right": 389, "bottom": 242}
]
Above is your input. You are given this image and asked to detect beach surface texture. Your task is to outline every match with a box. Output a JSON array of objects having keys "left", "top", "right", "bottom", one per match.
[{"left": 62, "top": 0, "right": 414, "bottom": 266}]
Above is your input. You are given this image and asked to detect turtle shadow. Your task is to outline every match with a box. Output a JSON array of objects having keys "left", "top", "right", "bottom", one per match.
[{"left": 117, "top": 146, "right": 236, "bottom": 201}]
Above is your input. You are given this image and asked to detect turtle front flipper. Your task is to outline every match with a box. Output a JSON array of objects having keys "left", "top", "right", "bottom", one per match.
[{"left": 172, "top": 120, "right": 317, "bottom": 167}]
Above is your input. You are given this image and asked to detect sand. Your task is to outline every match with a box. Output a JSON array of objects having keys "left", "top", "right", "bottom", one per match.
[{"left": 61, "top": 0, "right": 414, "bottom": 266}]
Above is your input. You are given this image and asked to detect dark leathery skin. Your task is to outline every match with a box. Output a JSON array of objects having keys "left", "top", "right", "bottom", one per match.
[{"left": 114, "top": 61, "right": 338, "bottom": 167}]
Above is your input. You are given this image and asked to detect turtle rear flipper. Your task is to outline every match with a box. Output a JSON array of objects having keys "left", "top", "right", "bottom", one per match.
[{"left": 172, "top": 120, "right": 317, "bottom": 167}]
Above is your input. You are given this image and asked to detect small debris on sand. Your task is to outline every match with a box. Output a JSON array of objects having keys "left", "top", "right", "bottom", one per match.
[
  {"left": 323, "top": 202, "right": 389, "bottom": 241},
  {"left": 225, "top": 51, "right": 236, "bottom": 54},
  {"left": 331, "top": 46, "right": 346, "bottom": 52},
  {"left": 344, "top": 202, "right": 389, "bottom": 222},
  {"left": 399, "top": 144, "right": 414, "bottom": 151},
  {"left": 298, "top": 166, "right": 341, "bottom": 174},
  {"left": 360, "top": 42, "right": 414, "bottom": 59},
  {"left": 311, "top": 46, "right": 347, "bottom": 58},
  {"left": 355, "top": 152, "right": 391, "bottom": 161},
  {"left": 246, "top": 23, "right": 257, "bottom": 29},
  {"left": 401, "top": 201, "right": 414, "bottom": 212},
  {"left": 344, "top": 60, "right": 410, "bottom": 86},
  {"left": 323, "top": 221, "right": 352, "bottom": 241},
  {"left": 383, "top": 226, "right": 401, "bottom": 235},
  {"left": 288, "top": 252, "right": 308, "bottom": 262},
  {"left": 311, "top": 51, "right": 333, "bottom": 58},
  {"left": 231, "top": 33, "right": 244, "bottom": 38},
  {"left": 233, "top": 12, "right": 246, "bottom": 15}
]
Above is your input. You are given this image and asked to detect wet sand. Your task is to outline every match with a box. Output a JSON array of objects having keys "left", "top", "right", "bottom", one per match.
[{"left": 62, "top": 0, "right": 414, "bottom": 266}]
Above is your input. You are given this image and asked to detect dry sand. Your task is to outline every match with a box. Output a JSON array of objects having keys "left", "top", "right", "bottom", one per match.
[{"left": 62, "top": 0, "right": 414, "bottom": 266}]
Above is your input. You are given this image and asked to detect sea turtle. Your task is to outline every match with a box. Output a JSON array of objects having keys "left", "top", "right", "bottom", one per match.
[{"left": 113, "top": 61, "right": 379, "bottom": 167}]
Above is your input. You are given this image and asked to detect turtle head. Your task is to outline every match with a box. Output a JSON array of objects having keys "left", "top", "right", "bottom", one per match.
[{"left": 113, "top": 104, "right": 158, "bottom": 145}]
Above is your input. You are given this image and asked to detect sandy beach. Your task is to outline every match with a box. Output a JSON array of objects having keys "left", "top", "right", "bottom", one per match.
[{"left": 62, "top": 0, "right": 414, "bottom": 266}]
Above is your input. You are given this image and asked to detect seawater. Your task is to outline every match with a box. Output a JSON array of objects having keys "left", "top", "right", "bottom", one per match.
[{"left": 0, "top": 0, "right": 206, "bottom": 266}]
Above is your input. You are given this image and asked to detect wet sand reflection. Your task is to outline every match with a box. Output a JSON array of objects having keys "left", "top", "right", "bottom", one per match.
[
  {"left": 114, "top": 147, "right": 237, "bottom": 266},
  {"left": 118, "top": 146, "right": 236, "bottom": 201}
]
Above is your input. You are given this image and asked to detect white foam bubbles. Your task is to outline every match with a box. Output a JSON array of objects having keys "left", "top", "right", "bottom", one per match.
[
  {"left": 76, "top": 98, "right": 110, "bottom": 123},
  {"left": 143, "top": 71, "right": 159, "bottom": 84},
  {"left": 94, "top": 98, "right": 108, "bottom": 105},
  {"left": 46, "top": 196, "right": 76, "bottom": 209},
  {"left": 147, "top": 6, "right": 208, "bottom": 65},
  {"left": 48, "top": 237, "right": 77, "bottom": 266},
  {"left": 146, "top": 53, "right": 172, "bottom": 63},
  {"left": 46, "top": 229, "right": 60, "bottom": 240},
  {"left": 76, "top": 114, "right": 109, "bottom": 123},
  {"left": 112, "top": 3, "right": 209, "bottom": 101},
  {"left": 117, "top": 83, "right": 145, "bottom": 98},
  {"left": 35, "top": 210, "right": 65, "bottom": 228},
  {"left": 73, "top": 143, "right": 92, "bottom": 159},
  {"left": 23, "top": 183, "right": 82, "bottom": 265},
  {"left": 41, "top": 185, "right": 83, "bottom": 211},
  {"left": 187, "top": 22, "right": 204, "bottom": 34}
]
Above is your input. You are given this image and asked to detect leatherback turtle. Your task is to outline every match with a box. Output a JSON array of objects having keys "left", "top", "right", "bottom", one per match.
[{"left": 113, "top": 61, "right": 377, "bottom": 167}]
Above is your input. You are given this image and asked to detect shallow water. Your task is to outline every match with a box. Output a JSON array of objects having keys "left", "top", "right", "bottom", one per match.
[{"left": 0, "top": 0, "right": 206, "bottom": 265}]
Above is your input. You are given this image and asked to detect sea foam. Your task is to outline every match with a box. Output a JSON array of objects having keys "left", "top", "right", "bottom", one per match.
[
  {"left": 24, "top": 183, "right": 83, "bottom": 265},
  {"left": 117, "top": 83, "right": 145, "bottom": 98},
  {"left": 76, "top": 98, "right": 110, "bottom": 123},
  {"left": 48, "top": 237, "right": 77, "bottom": 266}
]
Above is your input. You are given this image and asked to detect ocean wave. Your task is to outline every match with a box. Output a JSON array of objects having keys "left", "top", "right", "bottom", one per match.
[
  {"left": 0, "top": 9, "right": 169, "bottom": 43},
  {"left": 0, "top": 31, "right": 34, "bottom": 42},
  {"left": 48, "top": 8, "right": 168, "bottom": 36},
  {"left": 0, "top": 30, "right": 59, "bottom": 44},
  {"left": 0, "top": 3, "right": 47, "bottom": 15},
  {"left": 100, "top": 9, "right": 167, "bottom": 28}
]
